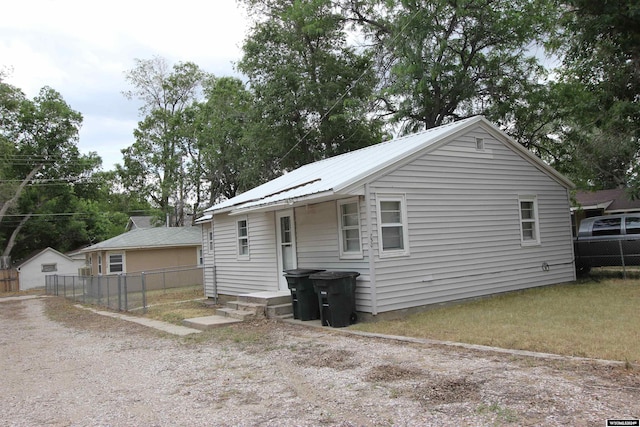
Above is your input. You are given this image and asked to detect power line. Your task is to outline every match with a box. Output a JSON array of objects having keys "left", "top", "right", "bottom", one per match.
[{"left": 277, "top": 7, "right": 422, "bottom": 166}]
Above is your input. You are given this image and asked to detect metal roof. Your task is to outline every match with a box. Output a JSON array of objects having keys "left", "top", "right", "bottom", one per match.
[
  {"left": 80, "top": 227, "right": 202, "bottom": 253},
  {"left": 205, "top": 116, "right": 573, "bottom": 215}
]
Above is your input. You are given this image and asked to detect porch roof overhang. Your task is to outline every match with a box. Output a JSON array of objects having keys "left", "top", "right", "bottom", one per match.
[{"left": 224, "top": 190, "right": 349, "bottom": 216}]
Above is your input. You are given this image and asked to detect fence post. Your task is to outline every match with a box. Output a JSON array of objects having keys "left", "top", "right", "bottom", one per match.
[
  {"left": 123, "top": 274, "right": 128, "bottom": 311},
  {"left": 163, "top": 270, "right": 166, "bottom": 291},
  {"left": 118, "top": 275, "right": 122, "bottom": 311},
  {"left": 54, "top": 275, "right": 58, "bottom": 296},
  {"left": 619, "top": 240, "right": 627, "bottom": 280},
  {"left": 141, "top": 272, "right": 147, "bottom": 314}
]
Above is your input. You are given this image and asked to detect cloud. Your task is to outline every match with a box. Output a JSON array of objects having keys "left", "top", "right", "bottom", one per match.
[{"left": 1, "top": 0, "right": 249, "bottom": 169}]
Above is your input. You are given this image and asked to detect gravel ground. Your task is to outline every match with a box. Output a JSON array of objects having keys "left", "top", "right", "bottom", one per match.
[{"left": 1, "top": 297, "right": 639, "bottom": 426}]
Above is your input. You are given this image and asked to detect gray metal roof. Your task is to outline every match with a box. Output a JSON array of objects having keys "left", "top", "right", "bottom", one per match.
[
  {"left": 80, "top": 227, "right": 202, "bottom": 253},
  {"left": 205, "top": 116, "right": 573, "bottom": 215}
]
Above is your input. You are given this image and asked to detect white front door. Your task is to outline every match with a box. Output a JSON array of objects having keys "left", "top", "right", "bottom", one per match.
[{"left": 276, "top": 209, "right": 297, "bottom": 291}]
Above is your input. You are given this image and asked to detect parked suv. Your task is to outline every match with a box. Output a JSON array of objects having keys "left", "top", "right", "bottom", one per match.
[{"left": 574, "top": 214, "right": 640, "bottom": 273}]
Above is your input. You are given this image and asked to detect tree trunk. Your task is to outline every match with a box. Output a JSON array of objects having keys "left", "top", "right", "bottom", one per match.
[
  {"left": 0, "top": 164, "right": 43, "bottom": 223},
  {"left": 2, "top": 212, "right": 32, "bottom": 257}
]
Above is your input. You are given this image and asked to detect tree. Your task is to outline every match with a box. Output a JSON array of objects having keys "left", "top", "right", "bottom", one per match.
[
  {"left": 237, "top": 0, "right": 382, "bottom": 173},
  {"left": 0, "top": 80, "right": 100, "bottom": 258},
  {"left": 195, "top": 77, "right": 255, "bottom": 205},
  {"left": 119, "top": 57, "right": 207, "bottom": 225},
  {"left": 348, "top": 0, "right": 558, "bottom": 133},
  {"left": 550, "top": 0, "right": 640, "bottom": 190}
]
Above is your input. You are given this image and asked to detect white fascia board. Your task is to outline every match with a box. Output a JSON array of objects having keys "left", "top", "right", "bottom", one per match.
[{"left": 227, "top": 190, "right": 337, "bottom": 215}]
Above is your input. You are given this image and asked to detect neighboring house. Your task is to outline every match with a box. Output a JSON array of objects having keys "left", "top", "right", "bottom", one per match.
[
  {"left": 80, "top": 227, "right": 203, "bottom": 275},
  {"left": 572, "top": 188, "right": 640, "bottom": 235},
  {"left": 16, "top": 247, "right": 85, "bottom": 290},
  {"left": 200, "top": 116, "right": 576, "bottom": 318},
  {"left": 125, "top": 216, "right": 155, "bottom": 231}
]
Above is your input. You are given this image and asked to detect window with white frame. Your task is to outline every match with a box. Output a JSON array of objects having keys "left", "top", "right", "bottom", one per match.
[
  {"left": 337, "top": 198, "right": 362, "bottom": 258},
  {"left": 208, "top": 228, "right": 214, "bottom": 251},
  {"left": 108, "top": 253, "right": 124, "bottom": 274},
  {"left": 98, "top": 255, "right": 102, "bottom": 275},
  {"left": 41, "top": 263, "right": 57, "bottom": 272},
  {"left": 237, "top": 218, "right": 249, "bottom": 258},
  {"left": 519, "top": 196, "right": 540, "bottom": 245},
  {"left": 377, "top": 195, "right": 410, "bottom": 257},
  {"left": 198, "top": 248, "right": 204, "bottom": 266}
]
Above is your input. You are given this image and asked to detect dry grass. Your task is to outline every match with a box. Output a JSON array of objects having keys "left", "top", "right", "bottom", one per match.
[
  {"left": 351, "top": 270, "right": 640, "bottom": 363},
  {"left": 143, "top": 285, "right": 205, "bottom": 306},
  {"left": 143, "top": 299, "right": 215, "bottom": 324}
]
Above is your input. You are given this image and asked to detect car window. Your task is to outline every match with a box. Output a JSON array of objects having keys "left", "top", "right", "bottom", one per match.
[
  {"left": 592, "top": 217, "right": 621, "bottom": 236},
  {"left": 625, "top": 217, "right": 640, "bottom": 234}
]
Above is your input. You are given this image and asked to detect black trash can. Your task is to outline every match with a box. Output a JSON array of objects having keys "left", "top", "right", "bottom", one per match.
[
  {"left": 310, "top": 271, "right": 359, "bottom": 328},
  {"left": 283, "top": 269, "right": 325, "bottom": 321}
]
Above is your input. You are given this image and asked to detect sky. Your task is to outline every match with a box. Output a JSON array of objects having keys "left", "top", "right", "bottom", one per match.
[{"left": 0, "top": 0, "right": 249, "bottom": 170}]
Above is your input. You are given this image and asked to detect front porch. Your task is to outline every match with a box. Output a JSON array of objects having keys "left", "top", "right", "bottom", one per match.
[{"left": 183, "top": 291, "right": 294, "bottom": 330}]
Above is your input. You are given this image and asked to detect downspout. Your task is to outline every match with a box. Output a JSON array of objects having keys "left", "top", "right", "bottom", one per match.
[{"left": 364, "top": 183, "right": 377, "bottom": 315}]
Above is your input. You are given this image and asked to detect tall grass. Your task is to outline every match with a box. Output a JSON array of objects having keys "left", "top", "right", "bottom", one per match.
[{"left": 351, "top": 272, "right": 640, "bottom": 363}]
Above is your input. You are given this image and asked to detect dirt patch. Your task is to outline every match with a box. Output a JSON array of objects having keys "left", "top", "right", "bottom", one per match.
[
  {"left": 2, "top": 296, "right": 640, "bottom": 426},
  {"left": 365, "top": 364, "right": 424, "bottom": 382}
]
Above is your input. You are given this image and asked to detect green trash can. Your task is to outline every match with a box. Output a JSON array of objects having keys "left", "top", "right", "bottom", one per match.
[
  {"left": 310, "top": 271, "right": 359, "bottom": 328},
  {"left": 283, "top": 269, "right": 324, "bottom": 321}
]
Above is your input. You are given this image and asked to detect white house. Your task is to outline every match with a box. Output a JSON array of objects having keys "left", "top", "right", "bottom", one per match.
[
  {"left": 199, "top": 116, "right": 576, "bottom": 318},
  {"left": 16, "top": 247, "right": 85, "bottom": 290}
]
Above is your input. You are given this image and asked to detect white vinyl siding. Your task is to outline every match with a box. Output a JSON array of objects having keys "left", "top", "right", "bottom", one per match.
[
  {"left": 295, "top": 200, "right": 372, "bottom": 312},
  {"left": 368, "top": 127, "right": 574, "bottom": 313},
  {"left": 337, "top": 198, "right": 363, "bottom": 259},
  {"left": 209, "top": 212, "right": 279, "bottom": 295}
]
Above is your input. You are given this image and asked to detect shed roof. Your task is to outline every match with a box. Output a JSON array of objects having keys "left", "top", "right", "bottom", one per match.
[
  {"left": 205, "top": 116, "right": 573, "bottom": 215},
  {"left": 80, "top": 227, "right": 201, "bottom": 253}
]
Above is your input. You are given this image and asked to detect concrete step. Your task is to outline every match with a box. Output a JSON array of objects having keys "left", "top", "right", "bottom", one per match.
[
  {"left": 266, "top": 302, "right": 294, "bottom": 318},
  {"left": 238, "top": 291, "right": 292, "bottom": 306},
  {"left": 182, "top": 315, "right": 242, "bottom": 330},
  {"left": 227, "top": 301, "right": 267, "bottom": 313},
  {"left": 215, "top": 307, "right": 264, "bottom": 321}
]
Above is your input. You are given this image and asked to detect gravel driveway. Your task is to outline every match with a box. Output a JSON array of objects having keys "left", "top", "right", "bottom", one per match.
[{"left": 1, "top": 296, "right": 639, "bottom": 426}]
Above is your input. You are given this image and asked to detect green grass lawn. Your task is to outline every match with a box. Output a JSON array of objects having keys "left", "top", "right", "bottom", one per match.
[{"left": 351, "top": 270, "right": 640, "bottom": 363}]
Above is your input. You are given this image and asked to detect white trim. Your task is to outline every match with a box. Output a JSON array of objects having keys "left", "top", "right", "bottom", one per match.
[
  {"left": 106, "top": 252, "right": 125, "bottom": 274},
  {"left": 518, "top": 195, "right": 541, "bottom": 246},
  {"left": 376, "top": 194, "right": 410, "bottom": 258},
  {"left": 276, "top": 209, "right": 297, "bottom": 291},
  {"left": 236, "top": 217, "right": 250, "bottom": 260},
  {"left": 337, "top": 197, "right": 363, "bottom": 259}
]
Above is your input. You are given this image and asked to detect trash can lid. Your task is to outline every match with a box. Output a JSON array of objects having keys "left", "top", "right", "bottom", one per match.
[
  {"left": 283, "top": 268, "right": 326, "bottom": 277},
  {"left": 309, "top": 271, "right": 360, "bottom": 280}
]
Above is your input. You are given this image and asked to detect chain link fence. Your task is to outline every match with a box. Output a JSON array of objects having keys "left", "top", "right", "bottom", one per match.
[{"left": 45, "top": 266, "right": 204, "bottom": 312}]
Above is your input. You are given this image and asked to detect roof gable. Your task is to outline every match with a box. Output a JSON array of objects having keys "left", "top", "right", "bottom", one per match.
[
  {"left": 17, "top": 247, "right": 73, "bottom": 268},
  {"left": 206, "top": 116, "right": 573, "bottom": 215}
]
